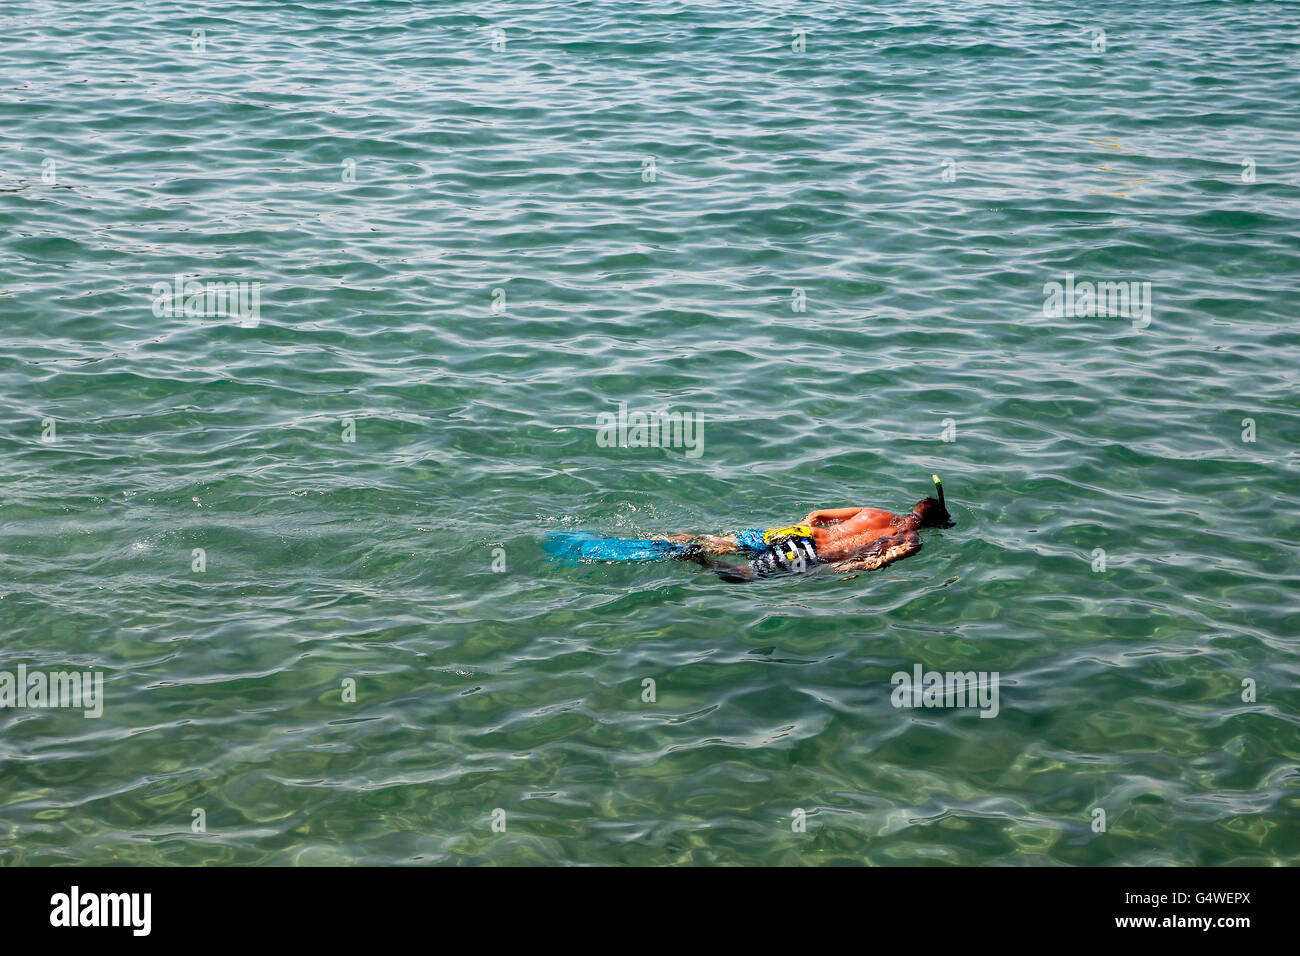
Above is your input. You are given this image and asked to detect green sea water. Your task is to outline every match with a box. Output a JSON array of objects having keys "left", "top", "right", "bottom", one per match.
[{"left": 2, "top": 0, "right": 1299, "bottom": 866}]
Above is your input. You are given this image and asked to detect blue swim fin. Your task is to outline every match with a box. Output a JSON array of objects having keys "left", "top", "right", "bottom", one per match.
[{"left": 544, "top": 531, "right": 688, "bottom": 564}]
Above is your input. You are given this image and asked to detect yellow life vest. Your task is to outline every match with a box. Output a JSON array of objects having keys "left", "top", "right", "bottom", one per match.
[
  {"left": 761, "top": 524, "right": 814, "bottom": 545},
  {"left": 761, "top": 525, "right": 815, "bottom": 561}
]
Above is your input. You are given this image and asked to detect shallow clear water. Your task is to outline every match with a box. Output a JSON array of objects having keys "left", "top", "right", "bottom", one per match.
[{"left": 2, "top": 0, "right": 1299, "bottom": 865}]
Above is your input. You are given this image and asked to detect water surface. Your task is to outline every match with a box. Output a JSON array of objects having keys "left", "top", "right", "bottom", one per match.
[{"left": 2, "top": 0, "right": 1299, "bottom": 865}]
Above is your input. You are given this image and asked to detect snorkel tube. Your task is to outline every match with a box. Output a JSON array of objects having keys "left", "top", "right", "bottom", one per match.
[{"left": 932, "top": 474, "right": 955, "bottom": 527}]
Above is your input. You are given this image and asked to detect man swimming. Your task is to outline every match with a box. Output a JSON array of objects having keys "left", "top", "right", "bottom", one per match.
[{"left": 665, "top": 476, "right": 954, "bottom": 582}]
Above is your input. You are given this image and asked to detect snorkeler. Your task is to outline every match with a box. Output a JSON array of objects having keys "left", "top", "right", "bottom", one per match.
[{"left": 666, "top": 475, "right": 954, "bottom": 582}]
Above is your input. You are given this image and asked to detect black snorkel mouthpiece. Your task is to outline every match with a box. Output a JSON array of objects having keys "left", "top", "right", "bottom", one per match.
[{"left": 932, "top": 474, "right": 955, "bottom": 528}]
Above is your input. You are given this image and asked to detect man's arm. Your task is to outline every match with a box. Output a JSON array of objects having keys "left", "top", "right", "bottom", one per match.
[
  {"left": 804, "top": 507, "right": 865, "bottom": 526},
  {"left": 830, "top": 531, "right": 921, "bottom": 573}
]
